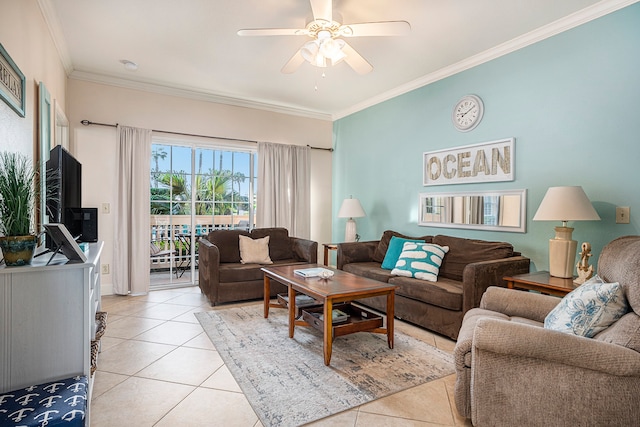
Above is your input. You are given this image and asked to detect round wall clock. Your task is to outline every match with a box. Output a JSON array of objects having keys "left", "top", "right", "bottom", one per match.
[{"left": 452, "top": 94, "right": 484, "bottom": 132}]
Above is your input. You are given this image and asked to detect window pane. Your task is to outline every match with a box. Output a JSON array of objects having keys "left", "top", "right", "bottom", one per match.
[
  {"left": 152, "top": 144, "right": 171, "bottom": 174},
  {"left": 171, "top": 146, "right": 192, "bottom": 174},
  {"left": 195, "top": 148, "right": 214, "bottom": 174}
]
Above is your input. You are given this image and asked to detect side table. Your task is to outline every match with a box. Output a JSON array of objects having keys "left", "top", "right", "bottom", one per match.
[
  {"left": 503, "top": 271, "right": 578, "bottom": 297},
  {"left": 323, "top": 243, "right": 338, "bottom": 266}
]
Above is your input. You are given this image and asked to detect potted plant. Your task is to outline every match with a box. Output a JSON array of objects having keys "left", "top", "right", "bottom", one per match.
[{"left": 0, "top": 151, "right": 38, "bottom": 266}]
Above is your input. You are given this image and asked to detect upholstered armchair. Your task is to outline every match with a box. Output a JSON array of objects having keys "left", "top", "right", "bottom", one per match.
[{"left": 454, "top": 235, "right": 640, "bottom": 426}]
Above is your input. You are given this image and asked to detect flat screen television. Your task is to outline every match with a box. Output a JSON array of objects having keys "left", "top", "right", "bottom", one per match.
[{"left": 46, "top": 145, "right": 82, "bottom": 247}]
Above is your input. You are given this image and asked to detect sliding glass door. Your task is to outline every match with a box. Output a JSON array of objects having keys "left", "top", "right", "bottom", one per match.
[{"left": 149, "top": 141, "right": 256, "bottom": 288}]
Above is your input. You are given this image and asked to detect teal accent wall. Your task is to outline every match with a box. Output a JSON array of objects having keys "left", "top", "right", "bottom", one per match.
[{"left": 333, "top": 4, "right": 640, "bottom": 272}]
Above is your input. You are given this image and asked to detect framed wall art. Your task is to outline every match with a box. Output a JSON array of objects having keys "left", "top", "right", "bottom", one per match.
[
  {"left": 0, "top": 43, "right": 26, "bottom": 117},
  {"left": 423, "top": 138, "right": 514, "bottom": 186}
]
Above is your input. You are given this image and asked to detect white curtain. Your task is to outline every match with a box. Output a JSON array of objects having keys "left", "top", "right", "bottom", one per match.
[
  {"left": 113, "top": 125, "right": 152, "bottom": 295},
  {"left": 257, "top": 142, "right": 310, "bottom": 238}
]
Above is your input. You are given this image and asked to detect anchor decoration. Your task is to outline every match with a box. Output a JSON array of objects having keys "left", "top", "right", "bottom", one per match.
[{"left": 574, "top": 242, "right": 594, "bottom": 285}]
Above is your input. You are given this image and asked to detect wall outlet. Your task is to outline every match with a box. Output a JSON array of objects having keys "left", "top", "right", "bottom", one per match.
[
  {"left": 616, "top": 206, "right": 630, "bottom": 224},
  {"left": 101, "top": 203, "right": 110, "bottom": 214},
  {"left": 101, "top": 264, "right": 110, "bottom": 275}
]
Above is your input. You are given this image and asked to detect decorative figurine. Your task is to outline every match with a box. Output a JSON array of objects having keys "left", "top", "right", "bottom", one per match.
[{"left": 574, "top": 242, "right": 594, "bottom": 285}]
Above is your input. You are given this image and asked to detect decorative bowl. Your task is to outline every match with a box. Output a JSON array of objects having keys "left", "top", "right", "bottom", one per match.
[{"left": 319, "top": 269, "right": 334, "bottom": 279}]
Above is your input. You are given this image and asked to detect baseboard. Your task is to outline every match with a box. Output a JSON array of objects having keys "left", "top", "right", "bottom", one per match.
[{"left": 101, "top": 282, "right": 114, "bottom": 296}]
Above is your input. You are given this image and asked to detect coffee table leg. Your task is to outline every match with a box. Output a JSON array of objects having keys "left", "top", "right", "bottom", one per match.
[
  {"left": 288, "top": 285, "right": 296, "bottom": 338},
  {"left": 323, "top": 299, "right": 333, "bottom": 365},
  {"left": 387, "top": 291, "right": 395, "bottom": 349},
  {"left": 263, "top": 275, "right": 270, "bottom": 318}
]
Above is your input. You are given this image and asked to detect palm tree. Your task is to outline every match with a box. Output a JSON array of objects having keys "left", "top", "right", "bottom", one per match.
[{"left": 151, "top": 147, "right": 168, "bottom": 187}]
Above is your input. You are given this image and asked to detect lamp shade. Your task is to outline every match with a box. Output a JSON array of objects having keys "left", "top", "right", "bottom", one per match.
[
  {"left": 338, "top": 198, "right": 366, "bottom": 219},
  {"left": 533, "top": 186, "right": 600, "bottom": 223}
]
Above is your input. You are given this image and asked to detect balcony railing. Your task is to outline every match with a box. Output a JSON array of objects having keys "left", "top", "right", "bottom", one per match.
[{"left": 150, "top": 214, "right": 252, "bottom": 272}]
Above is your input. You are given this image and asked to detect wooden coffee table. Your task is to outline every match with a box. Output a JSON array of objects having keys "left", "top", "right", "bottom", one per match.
[{"left": 262, "top": 264, "right": 397, "bottom": 366}]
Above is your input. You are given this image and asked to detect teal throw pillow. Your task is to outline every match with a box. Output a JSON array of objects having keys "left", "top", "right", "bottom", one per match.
[
  {"left": 391, "top": 242, "right": 449, "bottom": 282},
  {"left": 381, "top": 236, "right": 425, "bottom": 270},
  {"left": 544, "top": 275, "right": 628, "bottom": 338}
]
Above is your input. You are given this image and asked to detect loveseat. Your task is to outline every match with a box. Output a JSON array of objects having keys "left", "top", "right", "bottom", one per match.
[
  {"left": 198, "top": 227, "right": 318, "bottom": 306},
  {"left": 453, "top": 235, "right": 640, "bottom": 426},
  {"left": 337, "top": 230, "right": 530, "bottom": 339}
]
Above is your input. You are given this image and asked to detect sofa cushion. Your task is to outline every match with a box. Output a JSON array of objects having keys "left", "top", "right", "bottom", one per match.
[
  {"left": 433, "top": 235, "right": 514, "bottom": 281},
  {"left": 373, "top": 230, "right": 433, "bottom": 263},
  {"left": 342, "top": 262, "right": 394, "bottom": 283},
  {"left": 219, "top": 262, "right": 266, "bottom": 282},
  {"left": 391, "top": 242, "right": 449, "bottom": 282},
  {"left": 207, "top": 229, "right": 251, "bottom": 263},
  {"left": 239, "top": 235, "right": 273, "bottom": 264},
  {"left": 594, "top": 312, "right": 640, "bottom": 353},
  {"left": 251, "top": 227, "right": 294, "bottom": 261},
  {"left": 389, "top": 275, "right": 463, "bottom": 311},
  {"left": 544, "top": 275, "right": 628, "bottom": 338},
  {"left": 381, "top": 236, "right": 426, "bottom": 269}
]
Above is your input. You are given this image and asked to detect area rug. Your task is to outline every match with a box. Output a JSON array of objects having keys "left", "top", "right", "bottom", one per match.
[{"left": 195, "top": 303, "right": 454, "bottom": 427}]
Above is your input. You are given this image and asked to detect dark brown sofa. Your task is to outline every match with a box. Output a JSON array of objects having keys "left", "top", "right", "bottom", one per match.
[
  {"left": 198, "top": 227, "right": 318, "bottom": 306},
  {"left": 337, "top": 230, "right": 530, "bottom": 339}
]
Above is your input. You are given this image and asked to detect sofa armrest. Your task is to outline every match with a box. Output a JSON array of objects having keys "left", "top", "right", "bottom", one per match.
[
  {"left": 336, "top": 240, "right": 379, "bottom": 270},
  {"left": 461, "top": 256, "right": 530, "bottom": 313},
  {"left": 470, "top": 318, "right": 640, "bottom": 426},
  {"left": 474, "top": 318, "right": 640, "bottom": 376},
  {"left": 198, "top": 238, "right": 220, "bottom": 304},
  {"left": 480, "top": 286, "right": 561, "bottom": 322},
  {"left": 291, "top": 237, "right": 318, "bottom": 263}
]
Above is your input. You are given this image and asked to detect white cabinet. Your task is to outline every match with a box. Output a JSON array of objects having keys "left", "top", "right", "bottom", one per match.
[{"left": 0, "top": 241, "right": 104, "bottom": 398}]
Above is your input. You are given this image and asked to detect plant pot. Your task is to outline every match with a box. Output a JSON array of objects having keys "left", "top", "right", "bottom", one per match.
[{"left": 0, "top": 235, "right": 37, "bottom": 266}]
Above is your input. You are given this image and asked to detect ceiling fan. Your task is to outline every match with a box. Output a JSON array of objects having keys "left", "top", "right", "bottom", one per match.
[{"left": 237, "top": 0, "right": 410, "bottom": 74}]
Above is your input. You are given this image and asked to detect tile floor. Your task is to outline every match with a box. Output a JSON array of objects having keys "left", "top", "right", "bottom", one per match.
[{"left": 92, "top": 286, "right": 472, "bottom": 426}]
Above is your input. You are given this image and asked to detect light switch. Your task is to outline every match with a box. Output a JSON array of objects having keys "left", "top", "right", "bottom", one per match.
[
  {"left": 101, "top": 203, "right": 110, "bottom": 214},
  {"left": 616, "top": 206, "right": 630, "bottom": 224}
]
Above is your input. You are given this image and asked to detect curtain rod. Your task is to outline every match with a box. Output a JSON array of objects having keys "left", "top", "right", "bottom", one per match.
[{"left": 80, "top": 120, "right": 333, "bottom": 152}]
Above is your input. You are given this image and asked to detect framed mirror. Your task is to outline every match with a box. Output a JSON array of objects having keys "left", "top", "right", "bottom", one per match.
[
  {"left": 38, "top": 82, "right": 52, "bottom": 235},
  {"left": 418, "top": 189, "right": 527, "bottom": 233}
]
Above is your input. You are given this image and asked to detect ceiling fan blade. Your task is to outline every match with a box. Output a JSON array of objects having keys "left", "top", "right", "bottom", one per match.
[
  {"left": 310, "top": 0, "right": 332, "bottom": 22},
  {"left": 237, "top": 28, "right": 308, "bottom": 36},
  {"left": 340, "top": 21, "right": 411, "bottom": 37},
  {"left": 341, "top": 42, "right": 373, "bottom": 75},
  {"left": 281, "top": 49, "right": 305, "bottom": 74}
]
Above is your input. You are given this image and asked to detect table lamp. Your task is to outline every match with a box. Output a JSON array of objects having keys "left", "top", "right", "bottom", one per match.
[
  {"left": 338, "top": 197, "right": 366, "bottom": 242},
  {"left": 533, "top": 186, "right": 600, "bottom": 278}
]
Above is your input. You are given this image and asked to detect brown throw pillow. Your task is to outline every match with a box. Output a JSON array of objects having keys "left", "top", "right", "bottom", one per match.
[
  {"left": 251, "top": 228, "right": 293, "bottom": 261},
  {"left": 206, "top": 229, "right": 251, "bottom": 263},
  {"left": 372, "top": 230, "right": 434, "bottom": 263},
  {"left": 433, "top": 235, "right": 513, "bottom": 281}
]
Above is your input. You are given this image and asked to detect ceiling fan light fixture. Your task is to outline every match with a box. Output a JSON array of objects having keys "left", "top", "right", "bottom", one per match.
[
  {"left": 301, "top": 40, "right": 327, "bottom": 68},
  {"left": 319, "top": 38, "right": 345, "bottom": 61}
]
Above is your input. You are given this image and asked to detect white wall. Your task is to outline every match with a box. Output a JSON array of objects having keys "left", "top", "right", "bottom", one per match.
[
  {"left": 0, "top": 0, "right": 67, "bottom": 163},
  {"left": 67, "top": 79, "right": 333, "bottom": 294}
]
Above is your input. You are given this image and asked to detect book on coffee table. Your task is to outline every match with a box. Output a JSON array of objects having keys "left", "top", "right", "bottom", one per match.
[{"left": 293, "top": 267, "right": 332, "bottom": 278}]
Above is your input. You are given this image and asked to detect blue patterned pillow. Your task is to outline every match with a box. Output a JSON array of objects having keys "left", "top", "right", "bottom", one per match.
[
  {"left": 381, "top": 236, "right": 425, "bottom": 270},
  {"left": 544, "top": 275, "right": 628, "bottom": 337},
  {"left": 391, "top": 242, "right": 449, "bottom": 282}
]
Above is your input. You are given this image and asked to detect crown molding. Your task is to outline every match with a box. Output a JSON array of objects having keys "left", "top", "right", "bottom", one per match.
[
  {"left": 37, "top": 0, "right": 73, "bottom": 74},
  {"left": 332, "top": 0, "right": 639, "bottom": 120},
  {"left": 69, "top": 71, "right": 333, "bottom": 121}
]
